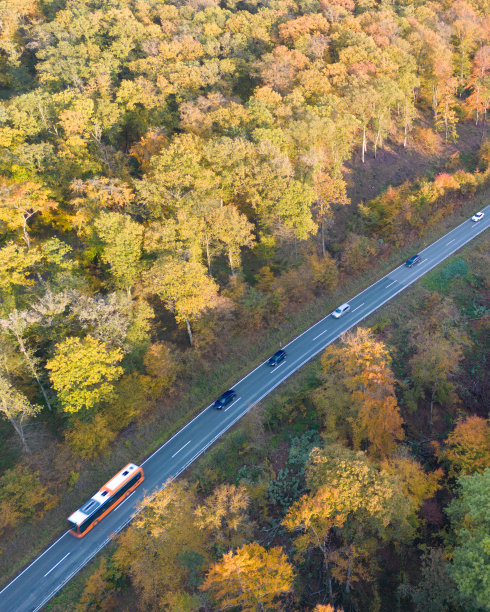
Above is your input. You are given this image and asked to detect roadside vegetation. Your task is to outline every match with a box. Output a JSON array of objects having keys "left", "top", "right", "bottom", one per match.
[
  {"left": 46, "top": 237, "right": 489, "bottom": 611},
  {"left": 0, "top": 0, "right": 489, "bottom": 609}
]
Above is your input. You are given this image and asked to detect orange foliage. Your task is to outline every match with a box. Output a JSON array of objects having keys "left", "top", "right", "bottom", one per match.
[
  {"left": 76, "top": 558, "right": 119, "bottom": 612},
  {"left": 439, "top": 416, "right": 490, "bottom": 475},
  {"left": 129, "top": 128, "right": 168, "bottom": 171},
  {"left": 278, "top": 14, "right": 330, "bottom": 43},
  {"left": 320, "top": 0, "right": 354, "bottom": 10},
  {"left": 433, "top": 172, "right": 460, "bottom": 193}
]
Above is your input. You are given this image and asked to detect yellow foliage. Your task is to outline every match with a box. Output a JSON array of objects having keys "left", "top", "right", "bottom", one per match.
[
  {"left": 200, "top": 542, "right": 294, "bottom": 611},
  {"left": 65, "top": 414, "right": 117, "bottom": 460}
]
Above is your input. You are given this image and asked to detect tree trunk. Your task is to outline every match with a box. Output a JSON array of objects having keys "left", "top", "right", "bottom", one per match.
[
  {"left": 15, "top": 332, "right": 53, "bottom": 411},
  {"left": 22, "top": 216, "right": 31, "bottom": 249},
  {"left": 324, "top": 555, "right": 334, "bottom": 601},
  {"left": 185, "top": 318, "right": 193, "bottom": 346},
  {"left": 8, "top": 416, "right": 31, "bottom": 454},
  {"left": 374, "top": 124, "right": 381, "bottom": 158},
  {"left": 205, "top": 233, "right": 212, "bottom": 275},
  {"left": 321, "top": 219, "right": 326, "bottom": 255},
  {"left": 228, "top": 248, "right": 235, "bottom": 276},
  {"left": 346, "top": 548, "right": 353, "bottom": 594},
  {"left": 362, "top": 124, "right": 366, "bottom": 163},
  {"left": 429, "top": 382, "right": 437, "bottom": 431}
]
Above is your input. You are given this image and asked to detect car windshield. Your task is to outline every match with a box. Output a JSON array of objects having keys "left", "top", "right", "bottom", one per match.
[{"left": 335, "top": 307, "right": 342, "bottom": 313}]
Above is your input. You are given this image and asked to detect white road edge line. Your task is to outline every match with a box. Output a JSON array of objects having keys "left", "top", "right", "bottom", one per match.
[
  {"left": 141, "top": 211, "right": 489, "bottom": 470},
  {"left": 12, "top": 209, "right": 490, "bottom": 612},
  {"left": 113, "top": 490, "right": 136, "bottom": 510},
  {"left": 44, "top": 553, "right": 70, "bottom": 578},
  {"left": 224, "top": 397, "right": 240, "bottom": 412},
  {"left": 0, "top": 533, "right": 69, "bottom": 596},
  {"left": 171, "top": 440, "right": 191, "bottom": 458},
  {"left": 351, "top": 303, "right": 365, "bottom": 313}
]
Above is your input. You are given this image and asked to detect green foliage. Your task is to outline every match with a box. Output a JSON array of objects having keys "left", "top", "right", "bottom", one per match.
[
  {"left": 446, "top": 470, "right": 490, "bottom": 611},
  {"left": 424, "top": 258, "right": 470, "bottom": 293},
  {"left": 1, "top": 0, "right": 489, "bottom": 607},
  {"left": 94, "top": 212, "right": 144, "bottom": 292},
  {"left": 398, "top": 548, "right": 461, "bottom": 612},
  {"left": 268, "top": 432, "right": 321, "bottom": 513}
]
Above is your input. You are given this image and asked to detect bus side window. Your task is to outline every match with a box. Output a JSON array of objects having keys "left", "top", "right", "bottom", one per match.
[{"left": 111, "top": 472, "right": 141, "bottom": 505}]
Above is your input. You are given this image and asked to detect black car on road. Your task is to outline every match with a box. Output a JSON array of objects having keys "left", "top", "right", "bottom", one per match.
[
  {"left": 267, "top": 349, "right": 286, "bottom": 367},
  {"left": 405, "top": 254, "right": 421, "bottom": 268},
  {"left": 214, "top": 389, "right": 237, "bottom": 409}
]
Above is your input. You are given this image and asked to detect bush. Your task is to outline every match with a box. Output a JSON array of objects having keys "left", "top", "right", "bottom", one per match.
[
  {"left": 65, "top": 414, "right": 117, "bottom": 460},
  {"left": 412, "top": 127, "right": 443, "bottom": 155},
  {"left": 423, "top": 258, "right": 469, "bottom": 293},
  {"left": 340, "top": 233, "right": 380, "bottom": 274},
  {"left": 308, "top": 253, "right": 339, "bottom": 291},
  {"left": 0, "top": 465, "right": 58, "bottom": 538}
]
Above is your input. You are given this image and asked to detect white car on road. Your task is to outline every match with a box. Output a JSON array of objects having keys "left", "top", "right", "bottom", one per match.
[
  {"left": 471, "top": 211, "right": 484, "bottom": 222},
  {"left": 332, "top": 303, "right": 351, "bottom": 318}
]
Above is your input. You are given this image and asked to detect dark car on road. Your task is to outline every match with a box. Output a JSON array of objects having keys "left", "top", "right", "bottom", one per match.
[
  {"left": 405, "top": 254, "right": 421, "bottom": 268},
  {"left": 214, "top": 389, "right": 237, "bottom": 409},
  {"left": 267, "top": 349, "right": 286, "bottom": 367}
]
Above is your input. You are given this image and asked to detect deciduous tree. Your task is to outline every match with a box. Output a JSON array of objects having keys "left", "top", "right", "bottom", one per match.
[
  {"left": 316, "top": 328, "right": 404, "bottom": 457},
  {"left": 200, "top": 542, "right": 294, "bottom": 611},
  {"left": 46, "top": 335, "right": 124, "bottom": 414},
  {"left": 144, "top": 258, "right": 218, "bottom": 345},
  {"left": 195, "top": 483, "right": 251, "bottom": 550},
  {"left": 114, "top": 480, "right": 206, "bottom": 610},
  {"left": 0, "top": 464, "right": 58, "bottom": 537},
  {"left": 438, "top": 416, "right": 490, "bottom": 475},
  {"left": 0, "top": 374, "right": 40, "bottom": 453},
  {"left": 94, "top": 212, "right": 144, "bottom": 295},
  {"left": 446, "top": 469, "right": 490, "bottom": 610},
  {"left": 0, "top": 180, "right": 56, "bottom": 248}
]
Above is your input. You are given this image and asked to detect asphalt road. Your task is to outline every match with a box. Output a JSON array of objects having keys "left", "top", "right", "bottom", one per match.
[{"left": 1, "top": 206, "right": 488, "bottom": 612}]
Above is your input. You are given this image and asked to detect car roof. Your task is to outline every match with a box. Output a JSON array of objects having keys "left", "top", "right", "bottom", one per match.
[
  {"left": 274, "top": 349, "right": 285, "bottom": 355},
  {"left": 338, "top": 303, "right": 349, "bottom": 309},
  {"left": 407, "top": 254, "right": 419, "bottom": 261}
]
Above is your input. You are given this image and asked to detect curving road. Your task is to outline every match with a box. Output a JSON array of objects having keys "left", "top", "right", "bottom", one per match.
[{"left": 0, "top": 205, "right": 488, "bottom": 612}]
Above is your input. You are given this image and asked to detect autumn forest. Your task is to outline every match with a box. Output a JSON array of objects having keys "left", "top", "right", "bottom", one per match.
[{"left": 0, "top": 0, "right": 489, "bottom": 610}]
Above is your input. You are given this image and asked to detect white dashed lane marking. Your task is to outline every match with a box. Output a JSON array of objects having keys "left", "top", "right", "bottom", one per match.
[
  {"left": 224, "top": 398, "right": 240, "bottom": 412},
  {"left": 44, "top": 553, "right": 70, "bottom": 578},
  {"left": 171, "top": 440, "right": 191, "bottom": 458}
]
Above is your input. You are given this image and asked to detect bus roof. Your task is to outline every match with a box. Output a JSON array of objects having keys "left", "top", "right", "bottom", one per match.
[
  {"left": 103, "top": 463, "right": 139, "bottom": 493},
  {"left": 67, "top": 463, "right": 140, "bottom": 526}
]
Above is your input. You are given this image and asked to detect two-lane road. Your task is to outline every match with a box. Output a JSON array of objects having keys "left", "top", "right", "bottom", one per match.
[{"left": 1, "top": 205, "right": 488, "bottom": 612}]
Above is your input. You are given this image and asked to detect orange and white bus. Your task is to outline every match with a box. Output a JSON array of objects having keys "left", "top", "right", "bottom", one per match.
[{"left": 68, "top": 463, "right": 144, "bottom": 538}]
